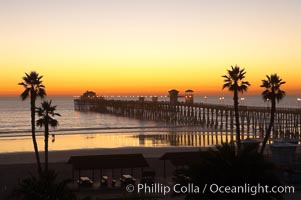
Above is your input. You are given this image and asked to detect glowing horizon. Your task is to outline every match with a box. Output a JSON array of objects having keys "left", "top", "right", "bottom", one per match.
[{"left": 1, "top": 0, "right": 300, "bottom": 97}]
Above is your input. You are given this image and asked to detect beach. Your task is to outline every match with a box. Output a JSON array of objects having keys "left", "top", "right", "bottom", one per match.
[
  {"left": 0, "top": 146, "right": 204, "bottom": 164},
  {"left": 0, "top": 146, "right": 205, "bottom": 199},
  {"left": 1, "top": 145, "right": 301, "bottom": 200}
]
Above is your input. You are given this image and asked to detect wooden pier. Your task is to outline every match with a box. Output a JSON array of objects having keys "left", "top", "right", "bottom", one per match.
[{"left": 74, "top": 98, "right": 301, "bottom": 140}]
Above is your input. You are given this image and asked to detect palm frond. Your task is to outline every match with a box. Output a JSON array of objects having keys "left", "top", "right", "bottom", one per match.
[
  {"left": 20, "top": 88, "right": 30, "bottom": 101},
  {"left": 19, "top": 71, "right": 46, "bottom": 101},
  {"left": 50, "top": 119, "right": 58, "bottom": 128},
  {"left": 261, "top": 74, "right": 286, "bottom": 103},
  {"left": 36, "top": 100, "right": 61, "bottom": 129},
  {"left": 222, "top": 65, "right": 250, "bottom": 93},
  {"left": 37, "top": 119, "right": 45, "bottom": 127}
]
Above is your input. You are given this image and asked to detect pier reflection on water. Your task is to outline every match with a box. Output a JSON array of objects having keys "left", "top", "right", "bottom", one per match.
[{"left": 134, "top": 131, "right": 240, "bottom": 147}]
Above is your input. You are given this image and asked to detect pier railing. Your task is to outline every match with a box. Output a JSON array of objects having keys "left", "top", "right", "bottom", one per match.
[{"left": 74, "top": 98, "right": 301, "bottom": 140}]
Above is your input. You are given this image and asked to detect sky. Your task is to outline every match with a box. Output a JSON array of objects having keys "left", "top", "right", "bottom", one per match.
[{"left": 0, "top": 0, "right": 300, "bottom": 96}]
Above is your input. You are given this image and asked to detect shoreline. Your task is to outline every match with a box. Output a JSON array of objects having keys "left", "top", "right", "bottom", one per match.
[
  {"left": 3, "top": 143, "right": 298, "bottom": 165},
  {"left": 0, "top": 146, "right": 209, "bottom": 165}
]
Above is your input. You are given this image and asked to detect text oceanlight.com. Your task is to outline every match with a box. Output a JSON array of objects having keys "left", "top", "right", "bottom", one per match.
[
  {"left": 208, "top": 183, "right": 294, "bottom": 196},
  {"left": 126, "top": 183, "right": 295, "bottom": 196}
]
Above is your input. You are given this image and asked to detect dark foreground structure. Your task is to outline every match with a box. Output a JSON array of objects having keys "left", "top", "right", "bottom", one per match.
[{"left": 68, "top": 154, "right": 149, "bottom": 181}]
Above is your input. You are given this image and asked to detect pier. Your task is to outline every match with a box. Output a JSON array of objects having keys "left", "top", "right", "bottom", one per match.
[{"left": 74, "top": 96, "right": 301, "bottom": 141}]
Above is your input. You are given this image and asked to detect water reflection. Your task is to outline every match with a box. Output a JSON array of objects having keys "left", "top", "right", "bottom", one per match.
[
  {"left": 133, "top": 131, "right": 236, "bottom": 147},
  {"left": 0, "top": 131, "right": 246, "bottom": 153}
]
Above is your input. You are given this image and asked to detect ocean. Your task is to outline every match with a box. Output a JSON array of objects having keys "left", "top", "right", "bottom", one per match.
[{"left": 0, "top": 95, "right": 299, "bottom": 153}]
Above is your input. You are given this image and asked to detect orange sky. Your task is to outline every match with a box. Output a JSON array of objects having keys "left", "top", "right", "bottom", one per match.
[{"left": 1, "top": 0, "right": 300, "bottom": 96}]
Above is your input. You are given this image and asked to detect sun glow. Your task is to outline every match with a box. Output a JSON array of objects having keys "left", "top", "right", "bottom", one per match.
[{"left": 0, "top": 0, "right": 300, "bottom": 96}]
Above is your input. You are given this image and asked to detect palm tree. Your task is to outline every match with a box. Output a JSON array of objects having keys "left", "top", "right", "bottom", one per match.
[
  {"left": 37, "top": 100, "right": 60, "bottom": 172},
  {"left": 222, "top": 65, "right": 250, "bottom": 152},
  {"left": 19, "top": 71, "right": 46, "bottom": 175},
  {"left": 260, "top": 74, "right": 286, "bottom": 154}
]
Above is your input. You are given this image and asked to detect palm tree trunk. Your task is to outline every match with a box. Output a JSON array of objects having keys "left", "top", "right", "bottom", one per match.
[
  {"left": 260, "top": 98, "right": 276, "bottom": 155},
  {"left": 31, "top": 95, "right": 42, "bottom": 175},
  {"left": 233, "top": 89, "right": 241, "bottom": 153},
  {"left": 44, "top": 121, "right": 49, "bottom": 172}
]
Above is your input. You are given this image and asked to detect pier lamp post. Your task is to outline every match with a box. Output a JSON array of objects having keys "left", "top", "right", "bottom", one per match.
[
  {"left": 266, "top": 98, "right": 270, "bottom": 108},
  {"left": 297, "top": 98, "right": 301, "bottom": 108},
  {"left": 219, "top": 97, "right": 224, "bottom": 104},
  {"left": 204, "top": 96, "right": 207, "bottom": 103},
  {"left": 240, "top": 97, "right": 245, "bottom": 106}
]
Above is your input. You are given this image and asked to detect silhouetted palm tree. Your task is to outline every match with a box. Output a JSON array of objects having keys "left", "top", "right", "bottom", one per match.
[
  {"left": 37, "top": 100, "right": 60, "bottom": 172},
  {"left": 19, "top": 71, "right": 46, "bottom": 175},
  {"left": 222, "top": 65, "right": 250, "bottom": 152},
  {"left": 260, "top": 74, "right": 286, "bottom": 154}
]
